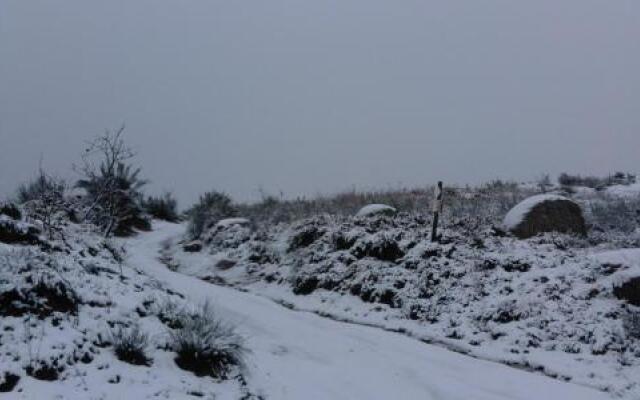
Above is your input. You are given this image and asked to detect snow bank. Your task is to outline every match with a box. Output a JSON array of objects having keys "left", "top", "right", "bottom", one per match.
[
  {"left": 503, "top": 194, "right": 571, "bottom": 230},
  {"left": 356, "top": 204, "right": 397, "bottom": 217},
  {"left": 606, "top": 183, "right": 640, "bottom": 198},
  {"left": 591, "top": 249, "right": 640, "bottom": 268}
]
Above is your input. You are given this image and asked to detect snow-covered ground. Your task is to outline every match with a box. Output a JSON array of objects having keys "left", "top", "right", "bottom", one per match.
[
  {"left": 142, "top": 222, "right": 612, "bottom": 400},
  {"left": 164, "top": 193, "right": 640, "bottom": 399},
  {"left": 0, "top": 219, "right": 250, "bottom": 399},
  {"left": 3, "top": 178, "right": 639, "bottom": 399}
]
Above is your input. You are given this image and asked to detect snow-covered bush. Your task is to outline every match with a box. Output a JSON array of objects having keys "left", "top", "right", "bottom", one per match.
[
  {"left": 588, "top": 196, "right": 640, "bottom": 234},
  {"left": 169, "top": 301, "right": 245, "bottom": 378},
  {"left": 15, "top": 170, "right": 66, "bottom": 206},
  {"left": 150, "top": 296, "right": 189, "bottom": 329},
  {"left": 110, "top": 324, "right": 152, "bottom": 366},
  {"left": 76, "top": 127, "right": 150, "bottom": 237},
  {"left": 15, "top": 170, "right": 68, "bottom": 240},
  {"left": 187, "top": 191, "right": 237, "bottom": 239},
  {"left": 0, "top": 255, "right": 80, "bottom": 318},
  {"left": 623, "top": 311, "right": 640, "bottom": 339},
  {"left": 559, "top": 171, "right": 636, "bottom": 189}
]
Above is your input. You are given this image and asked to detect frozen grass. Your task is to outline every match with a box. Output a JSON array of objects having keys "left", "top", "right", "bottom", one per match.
[
  {"left": 110, "top": 324, "right": 152, "bottom": 366},
  {"left": 169, "top": 301, "right": 246, "bottom": 378}
]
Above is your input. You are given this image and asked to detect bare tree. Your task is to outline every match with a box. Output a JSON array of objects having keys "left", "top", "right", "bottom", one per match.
[{"left": 75, "top": 126, "right": 148, "bottom": 237}]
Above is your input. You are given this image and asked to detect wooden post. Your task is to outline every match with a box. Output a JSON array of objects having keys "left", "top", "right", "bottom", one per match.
[{"left": 431, "top": 181, "right": 443, "bottom": 242}]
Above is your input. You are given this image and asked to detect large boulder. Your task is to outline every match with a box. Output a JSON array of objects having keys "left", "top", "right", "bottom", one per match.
[{"left": 503, "top": 194, "right": 586, "bottom": 239}]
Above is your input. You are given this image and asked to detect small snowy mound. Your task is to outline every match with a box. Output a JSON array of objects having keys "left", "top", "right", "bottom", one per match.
[
  {"left": 215, "top": 218, "right": 250, "bottom": 228},
  {"left": 356, "top": 204, "right": 397, "bottom": 217},
  {"left": 503, "top": 194, "right": 586, "bottom": 239},
  {"left": 606, "top": 182, "right": 640, "bottom": 198}
]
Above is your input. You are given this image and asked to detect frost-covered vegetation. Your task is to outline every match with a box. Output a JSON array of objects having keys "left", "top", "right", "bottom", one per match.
[
  {"left": 0, "top": 131, "right": 253, "bottom": 399},
  {"left": 167, "top": 173, "right": 640, "bottom": 398}
]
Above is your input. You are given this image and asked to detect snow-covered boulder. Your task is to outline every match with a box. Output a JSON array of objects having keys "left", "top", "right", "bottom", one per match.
[
  {"left": 215, "top": 218, "right": 250, "bottom": 228},
  {"left": 356, "top": 204, "right": 397, "bottom": 217},
  {"left": 503, "top": 194, "right": 586, "bottom": 239}
]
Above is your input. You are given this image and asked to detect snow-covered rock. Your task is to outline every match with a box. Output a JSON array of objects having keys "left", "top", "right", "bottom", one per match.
[
  {"left": 215, "top": 218, "right": 251, "bottom": 228},
  {"left": 356, "top": 204, "right": 397, "bottom": 217},
  {"left": 503, "top": 194, "right": 586, "bottom": 239}
]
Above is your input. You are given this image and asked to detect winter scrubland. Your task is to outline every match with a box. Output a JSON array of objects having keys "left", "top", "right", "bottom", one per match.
[
  {"left": 0, "top": 131, "right": 251, "bottom": 399},
  {"left": 166, "top": 174, "right": 640, "bottom": 399},
  {"left": 1, "top": 129, "right": 638, "bottom": 399}
]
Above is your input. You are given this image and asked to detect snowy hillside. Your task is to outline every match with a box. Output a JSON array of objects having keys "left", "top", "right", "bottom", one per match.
[
  {"left": 0, "top": 209, "right": 254, "bottom": 399},
  {"left": 2, "top": 175, "right": 640, "bottom": 399},
  {"left": 164, "top": 185, "right": 640, "bottom": 399}
]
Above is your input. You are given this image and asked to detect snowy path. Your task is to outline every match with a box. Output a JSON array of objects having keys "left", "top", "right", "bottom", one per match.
[{"left": 127, "top": 222, "right": 612, "bottom": 400}]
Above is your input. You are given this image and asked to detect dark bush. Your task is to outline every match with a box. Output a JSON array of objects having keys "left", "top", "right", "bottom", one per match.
[
  {"left": 558, "top": 172, "right": 635, "bottom": 189},
  {"left": 111, "top": 324, "right": 152, "bottom": 366},
  {"left": 0, "top": 276, "right": 80, "bottom": 318},
  {"left": 613, "top": 277, "right": 640, "bottom": 306},
  {"left": 76, "top": 127, "right": 150, "bottom": 237},
  {"left": 288, "top": 226, "right": 324, "bottom": 252},
  {"left": 169, "top": 302, "right": 245, "bottom": 378},
  {"left": 352, "top": 235, "right": 404, "bottom": 262},
  {"left": 623, "top": 311, "right": 640, "bottom": 339},
  {"left": 292, "top": 276, "right": 319, "bottom": 295},
  {"left": 0, "top": 373, "right": 20, "bottom": 392},
  {"left": 26, "top": 359, "right": 61, "bottom": 381},
  {"left": 332, "top": 232, "right": 357, "bottom": 250},
  {"left": 0, "top": 202, "right": 21, "bottom": 220},
  {"left": 144, "top": 193, "right": 179, "bottom": 222},
  {"left": 187, "top": 191, "right": 237, "bottom": 239},
  {"left": 0, "top": 219, "right": 40, "bottom": 245},
  {"left": 16, "top": 172, "right": 65, "bottom": 205}
]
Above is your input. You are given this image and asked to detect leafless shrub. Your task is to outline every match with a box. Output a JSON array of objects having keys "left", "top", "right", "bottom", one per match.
[{"left": 18, "top": 168, "right": 67, "bottom": 240}]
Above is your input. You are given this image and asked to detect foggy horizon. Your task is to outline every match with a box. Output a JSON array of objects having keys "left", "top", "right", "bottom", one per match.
[{"left": 2, "top": 0, "right": 639, "bottom": 206}]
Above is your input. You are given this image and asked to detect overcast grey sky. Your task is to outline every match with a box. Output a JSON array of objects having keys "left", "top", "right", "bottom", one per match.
[{"left": 1, "top": 1, "right": 639, "bottom": 206}]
